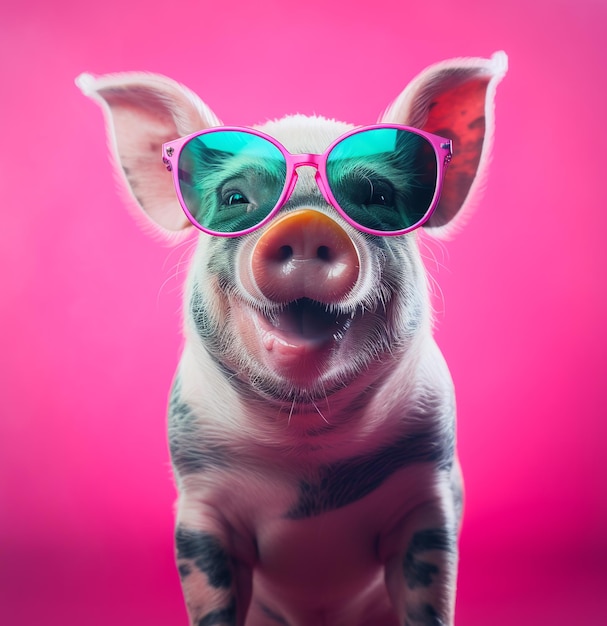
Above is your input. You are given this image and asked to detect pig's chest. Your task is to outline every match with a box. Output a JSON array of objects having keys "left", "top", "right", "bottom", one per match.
[
  {"left": 212, "top": 456, "right": 436, "bottom": 625},
  {"left": 250, "top": 505, "right": 396, "bottom": 625}
]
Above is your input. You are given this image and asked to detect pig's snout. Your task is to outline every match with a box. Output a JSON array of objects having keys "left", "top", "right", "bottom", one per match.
[{"left": 251, "top": 210, "right": 360, "bottom": 304}]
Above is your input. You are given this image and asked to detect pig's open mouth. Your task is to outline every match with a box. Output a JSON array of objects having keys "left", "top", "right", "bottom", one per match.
[
  {"left": 233, "top": 292, "right": 391, "bottom": 391},
  {"left": 248, "top": 297, "right": 359, "bottom": 385},
  {"left": 235, "top": 297, "right": 362, "bottom": 388},
  {"left": 265, "top": 298, "right": 354, "bottom": 346}
]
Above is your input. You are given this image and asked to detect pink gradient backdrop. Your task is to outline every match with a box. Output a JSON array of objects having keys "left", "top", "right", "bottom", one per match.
[{"left": 1, "top": 0, "right": 606, "bottom": 623}]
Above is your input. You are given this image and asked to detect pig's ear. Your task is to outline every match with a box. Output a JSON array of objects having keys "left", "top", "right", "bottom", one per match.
[
  {"left": 379, "top": 51, "right": 507, "bottom": 237},
  {"left": 76, "top": 72, "right": 222, "bottom": 236}
]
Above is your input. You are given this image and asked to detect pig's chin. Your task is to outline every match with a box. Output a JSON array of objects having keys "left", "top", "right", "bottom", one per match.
[{"left": 235, "top": 298, "right": 358, "bottom": 389}]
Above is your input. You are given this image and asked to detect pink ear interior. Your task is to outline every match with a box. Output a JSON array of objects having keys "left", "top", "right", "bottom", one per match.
[
  {"left": 378, "top": 53, "right": 507, "bottom": 237},
  {"left": 96, "top": 86, "right": 193, "bottom": 233},
  {"left": 423, "top": 78, "right": 491, "bottom": 228},
  {"left": 79, "top": 72, "right": 222, "bottom": 237}
]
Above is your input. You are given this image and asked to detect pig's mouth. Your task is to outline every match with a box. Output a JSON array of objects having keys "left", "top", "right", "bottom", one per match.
[
  {"left": 229, "top": 287, "right": 395, "bottom": 395},
  {"left": 247, "top": 297, "right": 359, "bottom": 385},
  {"left": 266, "top": 298, "right": 354, "bottom": 345},
  {"left": 237, "top": 297, "right": 362, "bottom": 389}
]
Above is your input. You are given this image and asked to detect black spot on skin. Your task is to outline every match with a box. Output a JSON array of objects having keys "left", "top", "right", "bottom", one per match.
[
  {"left": 190, "top": 284, "right": 221, "bottom": 344},
  {"left": 406, "top": 603, "right": 445, "bottom": 626},
  {"left": 408, "top": 528, "right": 454, "bottom": 554},
  {"left": 176, "top": 527, "right": 232, "bottom": 589},
  {"left": 168, "top": 378, "right": 190, "bottom": 421},
  {"left": 187, "top": 281, "right": 255, "bottom": 392},
  {"left": 260, "top": 603, "right": 290, "bottom": 625},
  {"left": 403, "top": 529, "right": 455, "bottom": 590},
  {"left": 404, "top": 556, "right": 439, "bottom": 589},
  {"left": 178, "top": 563, "right": 192, "bottom": 579},
  {"left": 467, "top": 115, "right": 486, "bottom": 130},
  {"left": 168, "top": 378, "right": 229, "bottom": 475},
  {"left": 197, "top": 598, "right": 237, "bottom": 626},
  {"left": 286, "top": 425, "right": 454, "bottom": 519},
  {"left": 186, "top": 236, "right": 240, "bottom": 349},
  {"left": 205, "top": 235, "right": 241, "bottom": 280}
]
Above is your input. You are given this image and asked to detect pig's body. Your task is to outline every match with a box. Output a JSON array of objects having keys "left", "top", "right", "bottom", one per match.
[
  {"left": 78, "top": 52, "right": 506, "bottom": 625},
  {"left": 172, "top": 338, "right": 459, "bottom": 626}
]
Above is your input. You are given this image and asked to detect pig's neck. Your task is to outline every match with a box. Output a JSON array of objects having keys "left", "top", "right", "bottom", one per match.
[{"left": 177, "top": 331, "right": 454, "bottom": 465}]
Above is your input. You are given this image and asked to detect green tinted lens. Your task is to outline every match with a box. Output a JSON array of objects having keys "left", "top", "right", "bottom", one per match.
[
  {"left": 178, "top": 131, "right": 287, "bottom": 233},
  {"left": 326, "top": 128, "right": 438, "bottom": 232}
]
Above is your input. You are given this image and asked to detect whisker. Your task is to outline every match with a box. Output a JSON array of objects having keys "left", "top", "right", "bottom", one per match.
[
  {"left": 156, "top": 238, "right": 197, "bottom": 307},
  {"left": 312, "top": 400, "right": 330, "bottom": 425},
  {"left": 288, "top": 398, "right": 296, "bottom": 427},
  {"left": 419, "top": 234, "right": 449, "bottom": 318}
]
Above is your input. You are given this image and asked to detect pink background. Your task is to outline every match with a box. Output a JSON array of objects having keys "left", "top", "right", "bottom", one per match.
[{"left": 2, "top": 0, "right": 606, "bottom": 623}]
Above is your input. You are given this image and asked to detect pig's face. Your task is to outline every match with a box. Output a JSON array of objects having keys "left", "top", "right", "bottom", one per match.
[
  {"left": 77, "top": 51, "right": 507, "bottom": 409},
  {"left": 186, "top": 116, "right": 429, "bottom": 405}
]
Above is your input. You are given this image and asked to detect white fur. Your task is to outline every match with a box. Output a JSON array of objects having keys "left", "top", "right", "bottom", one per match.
[{"left": 78, "top": 54, "right": 506, "bottom": 626}]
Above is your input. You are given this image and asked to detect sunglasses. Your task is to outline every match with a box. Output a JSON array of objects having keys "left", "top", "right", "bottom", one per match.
[{"left": 162, "top": 125, "right": 452, "bottom": 237}]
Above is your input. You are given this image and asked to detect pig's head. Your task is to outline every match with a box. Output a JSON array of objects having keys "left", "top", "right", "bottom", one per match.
[{"left": 77, "top": 53, "right": 506, "bottom": 411}]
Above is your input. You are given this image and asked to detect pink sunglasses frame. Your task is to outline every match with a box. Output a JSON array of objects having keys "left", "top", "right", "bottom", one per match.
[{"left": 162, "top": 124, "right": 453, "bottom": 237}]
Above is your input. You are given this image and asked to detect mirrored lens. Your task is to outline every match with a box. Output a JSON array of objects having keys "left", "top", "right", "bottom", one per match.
[
  {"left": 178, "top": 131, "right": 287, "bottom": 233},
  {"left": 326, "top": 128, "right": 438, "bottom": 233}
]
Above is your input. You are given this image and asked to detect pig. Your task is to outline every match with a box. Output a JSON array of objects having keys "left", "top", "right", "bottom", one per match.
[{"left": 77, "top": 51, "right": 507, "bottom": 626}]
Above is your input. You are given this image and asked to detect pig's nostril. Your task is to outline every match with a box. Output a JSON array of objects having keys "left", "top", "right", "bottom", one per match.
[
  {"left": 317, "top": 245, "right": 330, "bottom": 261},
  {"left": 278, "top": 245, "right": 293, "bottom": 261}
]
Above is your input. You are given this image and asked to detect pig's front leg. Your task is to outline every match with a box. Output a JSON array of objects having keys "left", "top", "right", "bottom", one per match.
[
  {"left": 383, "top": 473, "right": 462, "bottom": 626},
  {"left": 174, "top": 502, "right": 254, "bottom": 626}
]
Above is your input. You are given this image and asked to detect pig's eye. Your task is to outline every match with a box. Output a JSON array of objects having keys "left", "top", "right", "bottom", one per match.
[
  {"left": 365, "top": 178, "right": 395, "bottom": 207},
  {"left": 358, "top": 177, "right": 394, "bottom": 207},
  {"left": 226, "top": 192, "right": 249, "bottom": 206}
]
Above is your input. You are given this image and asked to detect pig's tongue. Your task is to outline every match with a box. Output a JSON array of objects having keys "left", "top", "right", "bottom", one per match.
[{"left": 260, "top": 299, "right": 349, "bottom": 380}]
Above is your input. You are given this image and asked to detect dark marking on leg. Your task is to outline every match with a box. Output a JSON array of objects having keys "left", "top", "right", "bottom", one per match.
[
  {"left": 403, "top": 529, "right": 454, "bottom": 590},
  {"left": 176, "top": 527, "right": 232, "bottom": 589},
  {"left": 197, "top": 597, "right": 237, "bottom": 626}
]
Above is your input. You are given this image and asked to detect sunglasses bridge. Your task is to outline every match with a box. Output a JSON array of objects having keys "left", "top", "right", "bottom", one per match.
[{"left": 276, "top": 153, "right": 332, "bottom": 208}]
